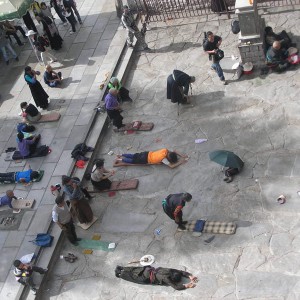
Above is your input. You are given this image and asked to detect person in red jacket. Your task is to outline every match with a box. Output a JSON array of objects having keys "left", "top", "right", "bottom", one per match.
[{"left": 162, "top": 193, "right": 192, "bottom": 230}]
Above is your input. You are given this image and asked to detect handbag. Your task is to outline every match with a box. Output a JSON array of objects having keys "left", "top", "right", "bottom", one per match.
[{"left": 215, "top": 49, "right": 224, "bottom": 61}]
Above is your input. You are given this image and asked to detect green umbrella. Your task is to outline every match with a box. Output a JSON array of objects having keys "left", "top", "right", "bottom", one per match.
[
  {"left": 209, "top": 150, "right": 244, "bottom": 171},
  {"left": 0, "top": 0, "right": 33, "bottom": 22}
]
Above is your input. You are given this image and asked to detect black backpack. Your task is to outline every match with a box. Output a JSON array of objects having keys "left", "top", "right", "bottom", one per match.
[{"left": 231, "top": 20, "right": 240, "bottom": 34}]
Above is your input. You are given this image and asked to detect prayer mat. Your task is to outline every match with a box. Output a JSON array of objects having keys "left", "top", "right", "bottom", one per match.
[
  {"left": 33, "top": 112, "right": 61, "bottom": 123},
  {"left": 114, "top": 121, "right": 154, "bottom": 132},
  {"left": 78, "top": 239, "right": 116, "bottom": 252},
  {"left": 181, "top": 220, "right": 206, "bottom": 232},
  {"left": 203, "top": 221, "right": 236, "bottom": 235},
  {"left": 113, "top": 156, "right": 187, "bottom": 168},
  {"left": 77, "top": 216, "right": 98, "bottom": 230},
  {"left": 12, "top": 199, "right": 35, "bottom": 209},
  {"left": 88, "top": 179, "right": 139, "bottom": 193}
]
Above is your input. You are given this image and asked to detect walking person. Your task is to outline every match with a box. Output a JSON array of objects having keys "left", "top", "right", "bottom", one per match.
[
  {"left": 2, "top": 20, "right": 26, "bottom": 46},
  {"left": 63, "top": 0, "right": 82, "bottom": 24},
  {"left": 162, "top": 193, "right": 192, "bottom": 230},
  {"left": 0, "top": 27, "right": 18, "bottom": 65},
  {"left": 62, "top": 176, "right": 93, "bottom": 224},
  {"left": 52, "top": 196, "right": 81, "bottom": 245},
  {"left": 23, "top": 11, "right": 38, "bottom": 33},
  {"left": 62, "top": 6, "right": 77, "bottom": 34},
  {"left": 50, "top": 0, "right": 68, "bottom": 25},
  {"left": 121, "top": 5, "right": 150, "bottom": 51},
  {"left": 13, "top": 260, "right": 47, "bottom": 295},
  {"left": 24, "top": 66, "right": 49, "bottom": 109},
  {"left": 203, "top": 31, "right": 227, "bottom": 85}
]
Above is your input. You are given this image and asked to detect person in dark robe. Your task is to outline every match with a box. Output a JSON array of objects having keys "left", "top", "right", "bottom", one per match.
[
  {"left": 62, "top": 176, "right": 93, "bottom": 224},
  {"left": 167, "top": 70, "right": 195, "bottom": 104},
  {"left": 36, "top": 14, "right": 63, "bottom": 50},
  {"left": 24, "top": 66, "right": 49, "bottom": 109},
  {"left": 162, "top": 192, "right": 192, "bottom": 230},
  {"left": 22, "top": 11, "right": 38, "bottom": 33},
  {"left": 90, "top": 159, "right": 115, "bottom": 191},
  {"left": 115, "top": 266, "right": 198, "bottom": 290},
  {"left": 211, "top": 0, "right": 228, "bottom": 14}
]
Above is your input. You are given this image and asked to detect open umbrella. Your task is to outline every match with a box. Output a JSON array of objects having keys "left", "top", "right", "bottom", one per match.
[
  {"left": 209, "top": 150, "right": 244, "bottom": 170},
  {"left": 0, "top": 0, "right": 33, "bottom": 21}
]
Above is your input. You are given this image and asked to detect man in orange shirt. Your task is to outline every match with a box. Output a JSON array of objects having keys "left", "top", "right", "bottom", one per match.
[{"left": 117, "top": 148, "right": 182, "bottom": 167}]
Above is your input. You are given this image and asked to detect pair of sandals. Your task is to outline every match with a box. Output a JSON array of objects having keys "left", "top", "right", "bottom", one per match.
[
  {"left": 223, "top": 176, "right": 233, "bottom": 183},
  {"left": 64, "top": 253, "right": 78, "bottom": 263}
]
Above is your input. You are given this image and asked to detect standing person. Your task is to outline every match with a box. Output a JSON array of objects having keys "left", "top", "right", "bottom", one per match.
[
  {"left": 13, "top": 260, "right": 47, "bottom": 295},
  {"left": 44, "top": 64, "right": 62, "bottom": 87},
  {"left": 108, "top": 77, "right": 132, "bottom": 102},
  {"left": 16, "top": 132, "right": 41, "bottom": 158},
  {"left": 2, "top": 21, "right": 26, "bottom": 46},
  {"left": 23, "top": 11, "right": 38, "bottom": 33},
  {"left": 167, "top": 70, "right": 195, "bottom": 104},
  {"left": 63, "top": 0, "right": 82, "bottom": 24},
  {"left": 162, "top": 193, "right": 192, "bottom": 230},
  {"left": 90, "top": 159, "right": 115, "bottom": 190},
  {"left": 24, "top": 66, "right": 49, "bottom": 109},
  {"left": 20, "top": 102, "right": 41, "bottom": 122},
  {"left": 40, "top": 2, "right": 54, "bottom": 19},
  {"left": 62, "top": 6, "right": 77, "bottom": 34},
  {"left": 50, "top": 0, "right": 68, "bottom": 25},
  {"left": 0, "top": 27, "right": 18, "bottom": 65},
  {"left": 36, "top": 14, "right": 63, "bottom": 50},
  {"left": 203, "top": 31, "right": 227, "bottom": 85},
  {"left": 62, "top": 176, "right": 93, "bottom": 224},
  {"left": 121, "top": 5, "right": 150, "bottom": 51},
  {"left": 52, "top": 196, "right": 81, "bottom": 245},
  {"left": 104, "top": 88, "right": 125, "bottom": 129}
]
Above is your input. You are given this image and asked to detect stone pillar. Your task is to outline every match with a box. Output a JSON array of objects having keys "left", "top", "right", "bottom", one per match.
[{"left": 235, "top": 0, "right": 265, "bottom": 67}]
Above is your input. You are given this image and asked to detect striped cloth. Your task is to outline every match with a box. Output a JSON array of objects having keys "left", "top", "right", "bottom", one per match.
[{"left": 203, "top": 221, "right": 236, "bottom": 235}]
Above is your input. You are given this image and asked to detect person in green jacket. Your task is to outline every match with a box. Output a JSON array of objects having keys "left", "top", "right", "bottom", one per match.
[{"left": 108, "top": 77, "right": 132, "bottom": 102}]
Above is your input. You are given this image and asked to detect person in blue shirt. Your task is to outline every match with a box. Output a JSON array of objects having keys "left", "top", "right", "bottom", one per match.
[
  {"left": 0, "top": 190, "right": 17, "bottom": 208},
  {"left": 0, "top": 168, "right": 40, "bottom": 184}
]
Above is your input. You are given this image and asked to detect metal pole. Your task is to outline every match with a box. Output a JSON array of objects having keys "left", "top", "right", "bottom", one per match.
[{"left": 27, "top": 35, "right": 42, "bottom": 65}]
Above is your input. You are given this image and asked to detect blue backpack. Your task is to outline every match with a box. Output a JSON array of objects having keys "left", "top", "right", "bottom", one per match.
[{"left": 30, "top": 233, "right": 54, "bottom": 247}]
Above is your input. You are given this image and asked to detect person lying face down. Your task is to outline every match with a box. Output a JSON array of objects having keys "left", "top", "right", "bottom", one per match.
[
  {"left": 117, "top": 148, "right": 178, "bottom": 166},
  {"left": 115, "top": 266, "right": 198, "bottom": 290}
]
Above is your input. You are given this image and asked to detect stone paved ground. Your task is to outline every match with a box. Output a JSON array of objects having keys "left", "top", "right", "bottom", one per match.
[
  {"left": 0, "top": 0, "right": 122, "bottom": 299},
  {"left": 41, "top": 7, "right": 300, "bottom": 300}
]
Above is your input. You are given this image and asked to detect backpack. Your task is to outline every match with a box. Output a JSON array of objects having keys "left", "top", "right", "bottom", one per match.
[
  {"left": 35, "top": 36, "right": 49, "bottom": 52},
  {"left": 231, "top": 20, "right": 240, "bottom": 34},
  {"left": 71, "top": 143, "right": 88, "bottom": 159},
  {"left": 30, "top": 233, "right": 53, "bottom": 247},
  {"left": 35, "top": 145, "right": 49, "bottom": 157}
]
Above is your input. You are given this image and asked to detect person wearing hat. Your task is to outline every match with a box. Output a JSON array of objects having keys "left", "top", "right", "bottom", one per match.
[
  {"left": 115, "top": 265, "right": 198, "bottom": 290},
  {"left": 203, "top": 31, "right": 227, "bottom": 85},
  {"left": 13, "top": 259, "right": 47, "bottom": 295},
  {"left": 52, "top": 195, "right": 81, "bottom": 245},
  {"left": 24, "top": 65, "right": 49, "bottom": 109},
  {"left": 104, "top": 88, "right": 125, "bottom": 129},
  {"left": 167, "top": 70, "right": 195, "bottom": 104},
  {"left": 90, "top": 159, "right": 115, "bottom": 190},
  {"left": 0, "top": 26, "right": 18, "bottom": 65},
  {"left": 108, "top": 77, "right": 132, "bottom": 102},
  {"left": 121, "top": 5, "right": 150, "bottom": 51},
  {"left": 162, "top": 193, "right": 192, "bottom": 230}
]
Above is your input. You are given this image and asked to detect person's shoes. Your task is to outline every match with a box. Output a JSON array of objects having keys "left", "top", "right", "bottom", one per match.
[
  {"left": 15, "top": 57, "right": 19, "bottom": 61},
  {"left": 143, "top": 47, "right": 151, "bottom": 51},
  {"left": 226, "top": 176, "right": 233, "bottom": 183},
  {"left": 182, "top": 221, "right": 188, "bottom": 225},
  {"left": 6, "top": 60, "right": 9, "bottom": 65},
  {"left": 222, "top": 80, "right": 227, "bottom": 85},
  {"left": 42, "top": 268, "right": 48, "bottom": 273},
  {"left": 223, "top": 177, "right": 229, "bottom": 182},
  {"left": 178, "top": 224, "right": 186, "bottom": 230},
  {"left": 127, "top": 43, "right": 133, "bottom": 48},
  {"left": 79, "top": 21, "right": 83, "bottom": 25},
  {"left": 63, "top": 22, "right": 68, "bottom": 26},
  {"left": 31, "top": 288, "right": 37, "bottom": 295},
  {"left": 76, "top": 238, "right": 82, "bottom": 241},
  {"left": 69, "top": 31, "right": 74, "bottom": 35}
]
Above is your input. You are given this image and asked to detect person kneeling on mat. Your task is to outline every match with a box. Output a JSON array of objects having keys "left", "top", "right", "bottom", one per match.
[
  {"left": 89, "top": 159, "right": 115, "bottom": 191},
  {"left": 162, "top": 192, "right": 192, "bottom": 230},
  {"left": 115, "top": 265, "right": 198, "bottom": 290}
]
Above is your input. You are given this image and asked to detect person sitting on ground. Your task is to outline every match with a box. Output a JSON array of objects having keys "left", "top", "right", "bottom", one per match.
[
  {"left": 89, "top": 159, "right": 115, "bottom": 190},
  {"left": 115, "top": 265, "right": 198, "bottom": 290},
  {"left": 162, "top": 192, "right": 192, "bottom": 230},
  {"left": 20, "top": 101, "right": 41, "bottom": 122},
  {"left": 104, "top": 88, "right": 125, "bottom": 129},
  {"left": 265, "top": 26, "right": 293, "bottom": 51},
  {"left": 0, "top": 168, "right": 40, "bottom": 185},
  {"left": 13, "top": 259, "right": 47, "bottom": 295},
  {"left": 115, "top": 148, "right": 186, "bottom": 168},
  {"left": 0, "top": 190, "right": 20, "bottom": 213},
  {"left": 16, "top": 132, "right": 41, "bottom": 158},
  {"left": 43, "top": 64, "right": 62, "bottom": 87},
  {"left": 108, "top": 77, "right": 132, "bottom": 102},
  {"left": 266, "top": 41, "right": 290, "bottom": 72},
  {"left": 223, "top": 167, "right": 240, "bottom": 183},
  {"left": 167, "top": 70, "right": 195, "bottom": 104}
]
